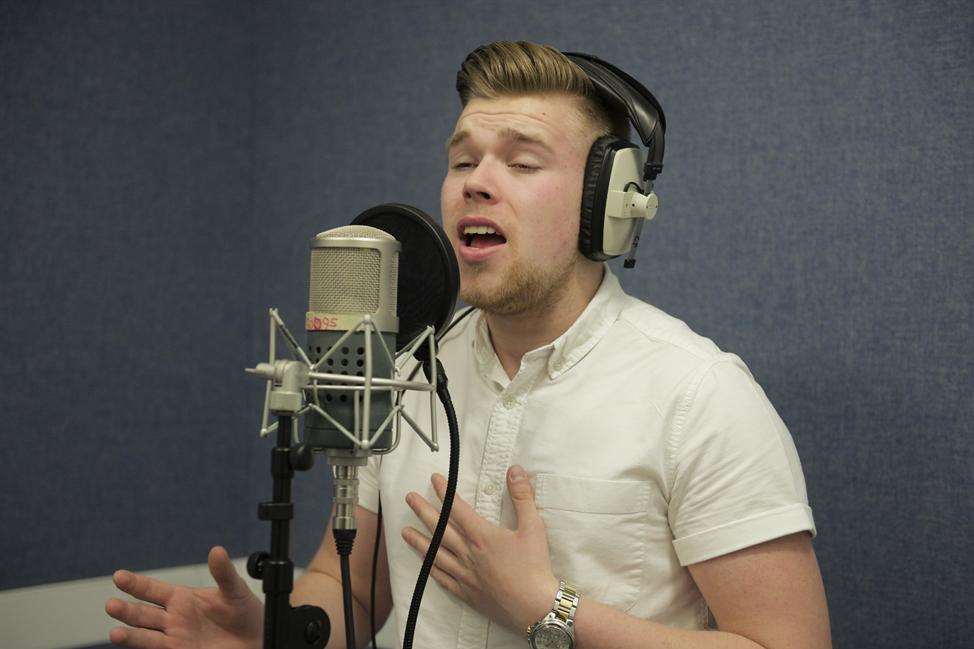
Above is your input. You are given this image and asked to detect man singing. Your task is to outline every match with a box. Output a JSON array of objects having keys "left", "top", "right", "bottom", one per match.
[{"left": 107, "top": 41, "right": 831, "bottom": 649}]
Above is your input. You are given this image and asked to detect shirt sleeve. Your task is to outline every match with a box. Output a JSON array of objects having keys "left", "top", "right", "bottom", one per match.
[
  {"left": 357, "top": 454, "right": 381, "bottom": 514},
  {"left": 666, "top": 354, "right": 816, "bottom": 566}
]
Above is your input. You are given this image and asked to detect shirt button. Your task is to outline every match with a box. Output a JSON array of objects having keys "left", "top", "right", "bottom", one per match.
[
  {"left": 503, "top": 396, "right": 517, "bottom": 409},
  {"left": 483, "top": 482, "right": 498, "bottom": 495}
]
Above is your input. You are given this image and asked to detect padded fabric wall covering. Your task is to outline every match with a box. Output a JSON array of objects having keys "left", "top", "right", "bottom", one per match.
[
  {"left": 0, "top": 0, "right": 334, "bottom": 597},
  {"left": 2, "top": 2, "right": 971, "bottom": 649}
]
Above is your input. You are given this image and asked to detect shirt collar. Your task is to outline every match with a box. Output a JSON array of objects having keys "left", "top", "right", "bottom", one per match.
[{"left": 472, "top": 265, "right": 628, "bottom": 382}]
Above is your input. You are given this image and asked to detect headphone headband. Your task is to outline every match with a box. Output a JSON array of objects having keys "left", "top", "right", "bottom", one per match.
[{"left": 563, "top": 52, "right": 666, "bottom": 180}]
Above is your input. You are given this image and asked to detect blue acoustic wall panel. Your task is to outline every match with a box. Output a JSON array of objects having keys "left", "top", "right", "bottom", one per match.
[
  {"left": 2, "top": 2, "right": 970, "bottom": 648},
  {"left": 0, "top": 1, "right": 333, "bottom": 594}
]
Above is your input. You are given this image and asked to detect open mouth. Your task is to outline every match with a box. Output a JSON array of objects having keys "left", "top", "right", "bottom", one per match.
[{"left": 462, "top": 225, "right": 507, "bottom": 249}]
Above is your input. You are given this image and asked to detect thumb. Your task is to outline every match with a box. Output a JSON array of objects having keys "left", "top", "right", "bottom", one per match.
[
  {"left": 208, "top": 546, "right": 251, "bottom": 600},
  {"left": 507, "top": 465, "right": 540, "bottom": 529}
]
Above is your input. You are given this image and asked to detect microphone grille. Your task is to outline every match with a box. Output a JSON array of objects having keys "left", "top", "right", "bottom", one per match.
[
  {"left": 309, "top": 225, "right": 398, "bottom": 314},
  {"left": 322, "top": 225, "right": 396, "bottom": 240}
]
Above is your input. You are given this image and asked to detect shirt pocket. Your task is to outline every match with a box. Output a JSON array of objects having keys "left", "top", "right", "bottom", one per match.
[{"left": 533, "top": 473, "right": 650, "bottom": 612}]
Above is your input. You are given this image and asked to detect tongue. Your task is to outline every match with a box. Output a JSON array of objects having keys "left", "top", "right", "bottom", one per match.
[{"left": 470, "top": 233, "right": 506, "bottom": 248}]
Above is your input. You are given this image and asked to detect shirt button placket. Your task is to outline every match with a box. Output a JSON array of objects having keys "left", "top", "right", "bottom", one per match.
[
  {"left": 457, "top": 392, "right": 523, "bottom": 648},
  {"left": 475, "top": 395, "right": 519, "bottom": 524}
]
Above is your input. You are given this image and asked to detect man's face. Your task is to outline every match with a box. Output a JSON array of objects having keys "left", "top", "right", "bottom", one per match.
[{"left": 440, "top": 93, "right": 597, "bottom": 315}]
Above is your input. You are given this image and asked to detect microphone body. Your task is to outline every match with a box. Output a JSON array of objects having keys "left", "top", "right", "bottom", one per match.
[{"left": 304, "top": 225, "right": 400, "bottom": 453}]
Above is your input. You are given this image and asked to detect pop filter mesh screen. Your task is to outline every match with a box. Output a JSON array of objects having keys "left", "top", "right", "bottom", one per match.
[{"left": 352, "top": 204, "right": 459, "bottom": 350}]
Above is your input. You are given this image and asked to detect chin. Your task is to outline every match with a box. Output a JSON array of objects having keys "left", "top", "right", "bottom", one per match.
[
  {"left": 460, "top": 273, "right": 505, "bottom": 309},
  {"left": 459, "top": 274, "right": 494, "bottom": 305}
]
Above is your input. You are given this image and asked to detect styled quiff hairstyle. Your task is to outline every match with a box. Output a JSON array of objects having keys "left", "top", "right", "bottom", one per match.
[{"left": 456, "top": 41, "right": 630, "bottom": 140}]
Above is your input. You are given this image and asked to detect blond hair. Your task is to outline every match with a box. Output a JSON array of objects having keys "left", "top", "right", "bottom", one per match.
[{"left": 456, "top": 41, "right": 630, "bottom": 140}]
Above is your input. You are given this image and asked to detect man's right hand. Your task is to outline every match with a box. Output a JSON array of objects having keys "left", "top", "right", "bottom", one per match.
[{"left": 106, "top": 546, "right": 263, "bottom": 649}]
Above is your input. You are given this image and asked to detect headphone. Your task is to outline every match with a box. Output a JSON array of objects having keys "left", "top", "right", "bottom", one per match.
[{"left": 563, "top": 52, "right": 666, "bottom": 268}]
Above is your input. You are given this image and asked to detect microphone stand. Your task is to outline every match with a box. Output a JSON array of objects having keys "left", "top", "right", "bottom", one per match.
[
  {"left": 246, "top": 310, "right": 443, "bottom": 649},
  {"left": 248, "top": 412, "right": 330, "bottom": 649}
]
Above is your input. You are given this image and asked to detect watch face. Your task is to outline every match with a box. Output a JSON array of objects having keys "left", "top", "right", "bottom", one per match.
[{"left": 532, "top": 624, "right": 571, "bottom": 649}]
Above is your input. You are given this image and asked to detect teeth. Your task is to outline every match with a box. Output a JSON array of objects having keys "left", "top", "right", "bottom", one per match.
[{"left": 463, "top": 225, "right": 497, "bottom": 235}]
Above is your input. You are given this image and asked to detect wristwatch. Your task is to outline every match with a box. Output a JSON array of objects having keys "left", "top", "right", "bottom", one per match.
[{"left": 527, "top": 580, "right": 580, "bottom": 649}]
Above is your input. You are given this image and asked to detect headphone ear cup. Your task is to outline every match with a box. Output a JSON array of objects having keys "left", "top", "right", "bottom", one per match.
[
  {"left": 579, "top": 136, "right": 617, "bottom": 261},
  {"left": 579, "top": 135, "right": 630, "bottom": 261}
]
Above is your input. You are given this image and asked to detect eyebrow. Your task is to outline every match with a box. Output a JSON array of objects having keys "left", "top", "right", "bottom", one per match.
[{"left": 444, "top": 127, "right": 554, "bottom": 154}]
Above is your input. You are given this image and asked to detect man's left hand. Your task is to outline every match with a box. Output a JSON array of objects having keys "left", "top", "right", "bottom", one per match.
[{"left": 401, "top": 465, "right": 559, "bottom": 633}]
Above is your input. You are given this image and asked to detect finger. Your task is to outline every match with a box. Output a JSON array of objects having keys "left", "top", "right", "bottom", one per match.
[
  {"left": 105, "top": 597, "right": 166, "bottom": 631},
  {"left": 112, "top": 570, "right": 174, "bottom": 607},
  {"left": 401, "top": 526, "right": 471, "bottom": 583},
  {"left": 506, "top": 465, "right": 541, "bottom": 531},
  {"left": 207, "top": 546, "right": 251, "bottom": 600},
  {"left": 405, "top": 491, "right": 468, "bottom": 556},
  {"left": 430, "top": 472, "right": 450, "bottom": 503},
  {"left": 108, "top": 625, "right": 168, "bottom": 649},
  {"left": 429, "top": 473, "right": 484, "bottom": 539},
  {"left": 429, "top": 563, "right": 466, "bottom": 602}
]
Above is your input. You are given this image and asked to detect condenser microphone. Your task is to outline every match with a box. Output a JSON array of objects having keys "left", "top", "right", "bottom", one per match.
[
  {"left": 244, "top": 207, "right": 457, "bottom": 649},
  {"left": 304, "top": 224, "right": 400, "bottom": 453}
]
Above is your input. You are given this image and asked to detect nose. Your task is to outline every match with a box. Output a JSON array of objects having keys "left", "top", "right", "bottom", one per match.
[{"left": 462, "top": 162, "right": 497, "bottom": 204}]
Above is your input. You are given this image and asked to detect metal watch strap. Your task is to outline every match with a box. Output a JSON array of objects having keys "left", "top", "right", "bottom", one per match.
[
  {"left": 552, "top": 580, "right": 580, "bottom": 624},
  {"left": 527, "top": 580, "right": 580, "bottom": 642}
]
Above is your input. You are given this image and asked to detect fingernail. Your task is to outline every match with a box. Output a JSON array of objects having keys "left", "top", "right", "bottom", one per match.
[{"left": 509, "top": 465, "right": 526, "bottom": 481}]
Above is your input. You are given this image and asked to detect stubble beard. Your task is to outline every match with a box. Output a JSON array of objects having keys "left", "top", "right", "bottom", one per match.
[{"left": 460, "top": 249, "right": 579, "bottom": 316}]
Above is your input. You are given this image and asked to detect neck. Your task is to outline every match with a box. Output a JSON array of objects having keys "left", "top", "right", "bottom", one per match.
[{"left": 485, "top": 263, "right": 604, "bottom": 379}]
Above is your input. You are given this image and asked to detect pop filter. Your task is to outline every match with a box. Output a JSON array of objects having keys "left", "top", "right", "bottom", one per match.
[{"left": 351, "top": 204, "right": 459, "bottom": 351}]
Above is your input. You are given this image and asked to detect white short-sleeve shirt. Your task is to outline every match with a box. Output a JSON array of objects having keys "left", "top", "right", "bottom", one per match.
[{"left": 358, "top": 267, "right": 815, "bottom": 649}]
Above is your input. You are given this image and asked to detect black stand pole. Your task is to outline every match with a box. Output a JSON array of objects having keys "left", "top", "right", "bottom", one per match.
[{"left": 248, "top": 414, "right": 331, "bottom": 649}]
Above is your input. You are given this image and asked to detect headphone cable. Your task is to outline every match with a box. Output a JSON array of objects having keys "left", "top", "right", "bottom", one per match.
[{"left": 369, "top": 306, "right": 475, "bottom": 648}]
